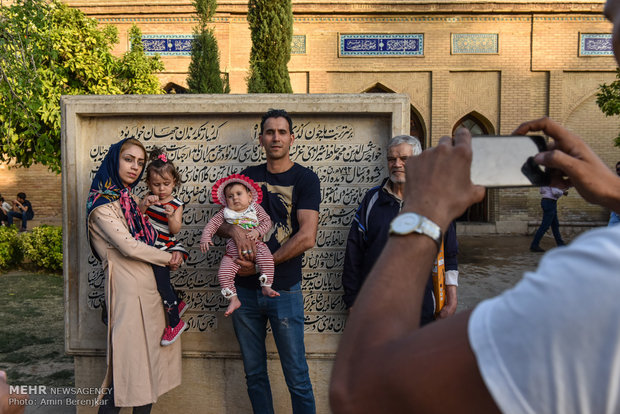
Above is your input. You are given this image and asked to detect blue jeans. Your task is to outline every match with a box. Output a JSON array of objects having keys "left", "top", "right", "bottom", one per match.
[
  {"left": 232, "top": 282, "right": 315, "bottom": 414},
  {"left": 7, "top": 211, "right": 29, "bottom": 229},
  {"left": 531, "top": 198, "right": 564, "bottom": 247}
]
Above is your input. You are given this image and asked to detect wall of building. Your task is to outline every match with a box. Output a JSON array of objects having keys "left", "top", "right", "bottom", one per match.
[{"left": 5, "top": 1, "right": 618, "bottom": 229}]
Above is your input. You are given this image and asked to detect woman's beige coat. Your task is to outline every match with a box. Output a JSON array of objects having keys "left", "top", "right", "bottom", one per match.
[{"left": 88, "top": 201, "right": 182, "bottom": 407}]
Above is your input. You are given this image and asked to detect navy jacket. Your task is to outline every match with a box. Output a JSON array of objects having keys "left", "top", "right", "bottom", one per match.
[{"left": 342, "top": 178, "right": 458, "bottom": 324}]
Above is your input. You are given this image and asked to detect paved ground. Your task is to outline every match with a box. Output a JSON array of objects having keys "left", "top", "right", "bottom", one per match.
[
  {"left": 456, "top": 233, "right": 568, "bottom": 312},
  {"left": 23, "top": 392, "right": 76, "bottom": 414}
]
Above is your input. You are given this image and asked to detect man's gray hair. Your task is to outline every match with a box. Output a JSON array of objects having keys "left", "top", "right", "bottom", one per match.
[{"left": 387, "top": 135, "right": 422, "bottom": 156}]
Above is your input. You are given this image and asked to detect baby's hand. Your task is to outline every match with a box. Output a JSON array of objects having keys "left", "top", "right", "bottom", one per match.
[
  {"left": 200, "top": 241, "right": 213, "bottom": 253},
  {"left": 164, "top": 204, "right": 174, "bottom": 216},
  {"left": 246, "top": 230, "right": 260, "bottom": 241},
  {"left": 141, "top": 194, "right": 160, "bottom": 209}
]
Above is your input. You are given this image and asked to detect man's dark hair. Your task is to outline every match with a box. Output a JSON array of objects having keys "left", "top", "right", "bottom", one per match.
[
  {"left": 260, "top": 109, "right": 293, "bottom": 135},
  {"left": 17, "top": 192, "right": 26, "bottom": 200}
]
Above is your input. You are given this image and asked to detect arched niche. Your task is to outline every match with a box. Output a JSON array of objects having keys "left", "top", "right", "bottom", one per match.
[
  {"left": 453, "top": 112, "right": 496, "bottom": 222},
  {"left": 452, "top": 111, "right": 495, "bottom": 135},
  {"left": 164, "top": 82, "right": 188, "bottom": 94}
]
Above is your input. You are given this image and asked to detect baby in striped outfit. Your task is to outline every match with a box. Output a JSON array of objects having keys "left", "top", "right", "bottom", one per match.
[
  {"left": 200, "top": 174, "right": 278, "bottom": 317},
  {"left": 140, "top": 147, "right": 189, "bottom": 345}
]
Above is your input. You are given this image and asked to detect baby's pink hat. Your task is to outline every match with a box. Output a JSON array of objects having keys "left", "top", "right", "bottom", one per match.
[{"left": 211, "top": 174, "right": 263, "bottom": 207}]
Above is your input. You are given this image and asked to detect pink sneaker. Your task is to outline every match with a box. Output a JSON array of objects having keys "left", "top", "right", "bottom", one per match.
[
  {"left": 161, "top": 320, "right": 188, "bottom": 346},
  {"left": 178, "top": 301, "right": 188, "bottom": 318}
]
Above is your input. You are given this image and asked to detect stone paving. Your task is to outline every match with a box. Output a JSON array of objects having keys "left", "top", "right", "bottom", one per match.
[{"left": 456, "top": 233, "right": 573, "bottom": 312}]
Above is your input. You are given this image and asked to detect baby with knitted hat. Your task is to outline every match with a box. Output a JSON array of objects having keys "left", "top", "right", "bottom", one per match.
[{"left": 200, "top": 174, "right": 279, "bottom": 316}]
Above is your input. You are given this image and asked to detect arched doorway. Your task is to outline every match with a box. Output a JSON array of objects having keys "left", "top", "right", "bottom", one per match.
[
  {"left": 453, "top": 113, "right": 494, "bottom": 222},
  {"left": 363, "top": 83, "right": 427, "bottom": 148},
  {"left": 163, "top": 82, "right": 188, "bottom": 94},
  {"left": 410, "top": 106, "right": 426, "bottom": 149}
]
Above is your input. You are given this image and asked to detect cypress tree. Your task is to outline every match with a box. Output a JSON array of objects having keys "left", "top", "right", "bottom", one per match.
[
  {"left": 187, "top": 0, "right": 229, "bottom": 93},
  {"left": 247, "top": 0, "right": 293, "bottom": 93}
]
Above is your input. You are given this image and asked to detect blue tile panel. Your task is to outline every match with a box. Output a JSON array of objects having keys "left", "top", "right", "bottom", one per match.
[
  {"left": 580, "top": 34, "right": 613, "bottom": 56},
  {"left": 339, "top": 34, "right": 423, "bottom": 56},
  {"left": 141, "top": 34, "right": 195, "bottom": 56},
  {"left": 292, "top": 35, "right": 306, "bottom": 54},
  {"left": 452, "top": 33, "right": 498, "bottom": 54}
]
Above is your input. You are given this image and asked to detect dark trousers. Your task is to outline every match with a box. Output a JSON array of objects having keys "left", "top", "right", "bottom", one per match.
[
  {"left": 152, "top": 264, "right": 180, "bottom": 327},
  {"left": 7, "top": 211, "right": 29, "bottom": 229},
  {"left": 98, "top": 384, "right": 152, "bottom": 414},
  {"left": 531, "top": 198, "right": 565, "bottom": 248}
]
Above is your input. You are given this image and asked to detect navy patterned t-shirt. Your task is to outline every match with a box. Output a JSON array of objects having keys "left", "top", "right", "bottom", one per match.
[{"left": 238, "top": 163, "right": 321, "bottom": 291}]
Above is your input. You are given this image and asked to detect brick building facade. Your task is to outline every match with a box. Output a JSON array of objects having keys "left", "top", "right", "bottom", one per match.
[{"left": 2, "top": 0, "right": 618, "bottom": 232}]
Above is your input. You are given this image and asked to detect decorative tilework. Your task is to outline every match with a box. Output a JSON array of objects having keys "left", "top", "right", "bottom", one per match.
[
  {"left": 339, "top": 34, "right": 423, "bottom": 57},
  {"left": 579, "top": 33, "right": 613, "bottom": 56},
  {"left": 452, "top": 33, "right": 498, "bottom": 54},
  {"left": 96, "top": 16, "right": 607, "bottom": 24},
  {"left": 141, "top": 34, "right": 195, "bottom": 56},
  {"left": 292, "top": 35, "right": 306, "bottom": 54}
]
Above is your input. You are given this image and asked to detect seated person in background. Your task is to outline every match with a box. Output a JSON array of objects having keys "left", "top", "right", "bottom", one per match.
[
  {"left": 0, "top": 196, "right": 11, "bottom": 226},
  {"left": 7, "top": 192, "right": 33, "bottom": 232}
]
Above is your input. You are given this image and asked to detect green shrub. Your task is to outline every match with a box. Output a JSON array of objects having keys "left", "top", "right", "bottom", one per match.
[
  {"left": 20, "top": 226, "right": 63, "bottom": 272},
  {"left": 0, "top": 226, "right": 23, "bottom": 269}
]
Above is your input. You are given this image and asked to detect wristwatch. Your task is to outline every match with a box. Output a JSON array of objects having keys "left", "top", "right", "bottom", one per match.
[{"left": 389, "top": 212, "right": 442, "bottom": 247}]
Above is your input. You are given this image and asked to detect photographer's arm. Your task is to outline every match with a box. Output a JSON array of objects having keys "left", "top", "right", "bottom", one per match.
[{"left": 330, "top": 129, "right": 498, "bottom": 414}]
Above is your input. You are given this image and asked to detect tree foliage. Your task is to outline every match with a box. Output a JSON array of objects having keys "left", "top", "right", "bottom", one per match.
[
  {"left": 596, "top": 68, "right": 620, "bottom": 146},
  {"left": 187, "top": 0, "right": 229, "bottom": 93},
  {"left": 0, "top": 0, "right": 164, "bottom": 172},
  {"left": 246, "top": 0, "right": 293, "bottom": 93},
  {"left": 117, "top": 26, "right": 165, "bottom": 94}
]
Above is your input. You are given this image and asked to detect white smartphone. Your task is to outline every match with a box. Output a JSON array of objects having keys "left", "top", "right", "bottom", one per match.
[{"left": 470, "top": 135, "right": 550, "bottom": 187}]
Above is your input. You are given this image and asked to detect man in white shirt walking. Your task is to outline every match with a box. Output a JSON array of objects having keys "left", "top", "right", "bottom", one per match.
[{"left": 529, "top": 185, "right": 569, "bottom": 252}]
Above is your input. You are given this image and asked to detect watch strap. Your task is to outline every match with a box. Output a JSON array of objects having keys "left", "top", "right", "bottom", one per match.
[{"left": 389, "top": 212, "right": 442, "bottom": 247}]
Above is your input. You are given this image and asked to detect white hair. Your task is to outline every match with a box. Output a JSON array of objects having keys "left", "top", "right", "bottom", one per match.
[{"left": 387, "top": 135, "right": 422, "bottom": 156}]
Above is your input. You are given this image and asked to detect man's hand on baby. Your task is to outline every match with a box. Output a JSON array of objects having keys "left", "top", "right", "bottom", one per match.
[{"left": 230, "top": 226, "right": 256, "bottom": 262}]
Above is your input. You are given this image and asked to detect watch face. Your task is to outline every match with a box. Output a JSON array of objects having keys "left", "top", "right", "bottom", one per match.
[{"left": 392, "top": 213, "right": 421, "bottom": 234}]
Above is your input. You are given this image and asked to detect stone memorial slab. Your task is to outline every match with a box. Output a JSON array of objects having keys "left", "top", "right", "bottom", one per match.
[{"left": 63, "top": 94, "right": 409, "bottom": 360}]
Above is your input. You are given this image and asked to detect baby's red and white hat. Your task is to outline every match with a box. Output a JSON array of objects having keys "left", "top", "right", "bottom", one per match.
[{"left": 211, "top": 174, "right": 263, "bottom": 207}]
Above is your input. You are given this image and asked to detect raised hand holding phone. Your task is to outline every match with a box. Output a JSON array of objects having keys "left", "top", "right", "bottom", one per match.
[{"left": 470, "top": 135, "right": 550, "bottom": 187}]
